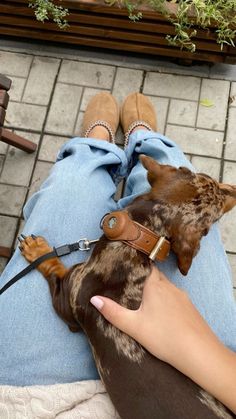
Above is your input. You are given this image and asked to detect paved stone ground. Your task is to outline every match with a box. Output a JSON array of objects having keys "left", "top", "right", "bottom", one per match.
[{"left": 0, "top": 43, "right": 235, "bottom": 298}]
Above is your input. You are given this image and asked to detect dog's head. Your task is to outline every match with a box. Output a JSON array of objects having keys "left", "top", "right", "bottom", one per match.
[{"left": 138, "top": 155, "right": 236, "bottom": 275}]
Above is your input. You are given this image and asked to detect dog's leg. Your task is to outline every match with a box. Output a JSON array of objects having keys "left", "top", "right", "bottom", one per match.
[
  {"left": 19, "top": 235, "right": 68, "bottom": 279},
  {"left": 19, "top": 235, "right": 81, "bottom": 332}
]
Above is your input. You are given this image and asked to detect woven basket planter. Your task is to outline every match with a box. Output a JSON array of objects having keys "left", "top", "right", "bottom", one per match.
[{"left": 0, "top": 0, "right": 236, "bottom": 63}]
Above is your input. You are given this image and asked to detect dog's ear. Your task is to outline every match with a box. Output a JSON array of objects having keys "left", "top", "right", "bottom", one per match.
[
  {"left": 172, "top": 229, "right": 201, "bottom": 276},
  {"left": 219, "top": 183, "right": 236, "bottom": 213},
  {"left": 139, "top": 155, "right": 162, "bottom": 186}
]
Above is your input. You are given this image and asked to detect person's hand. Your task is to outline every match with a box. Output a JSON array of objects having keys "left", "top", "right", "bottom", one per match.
[
  {"left": 90, "top": 266, "right": 214, "bottom": 365},
  {"left": 90, "top": 267, "right": 236, "bottom": 413}
]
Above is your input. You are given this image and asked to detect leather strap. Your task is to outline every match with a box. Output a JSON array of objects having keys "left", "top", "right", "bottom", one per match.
[
  {"left": 101, "top": 211, "right": 170, "bottom": 262},
  {"left": 0, "top": 213, "right": 170, "bottom": 297}
]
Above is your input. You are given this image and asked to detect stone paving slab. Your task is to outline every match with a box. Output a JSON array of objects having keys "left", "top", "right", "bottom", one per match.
[
  {"left": 168, "top": 100, "right": 198, "bottom": 127},
  {"left": 39, "top": 134, "right": 68, "bottom": 162},
  {"left": 2, "top": 39, "right": 236, "bottom": 82},
  {"left": 165, "top": 125, "right": 224, "bottom": 158},
  {"left": 0, "top": 215, "right": 18, "bottom": 247},
  {"left": 0, "top": 184, "right": 27, "bottom": 216},
  {"left": 23, "top": 56, "right": 60, "bottom": 106},
  {"left": 0, "top": 142, "right": 8, "bottom": 154},
  {"left": 230, "top": 83, "right": 236, "bottom": 105},
  {"left": 0, "top": 155, "right": 4, "bottom": 173},
  {"left": 197, "top": 79, "right": 230, "bottom": 131},
  {"left": 227, "top": 254, "right": 236, "bottom": 288},
  {"left": 74, "top": 112, "right": 84, "bottom": 137},
  {"left": 0, "top": 132, "right": 40, "bottom": 186},
  {"left": 13, "top": 219, "right": 25, "bottom": 251},
  {"left": 191, "top": 156, "right": 221, "bottom": 181},
  {"left": 9, "top": 76, "right": 26, "bottom": 101},
  {"left": 147, "top": 96, "right": 169, "bottom": 135},
  {"left": 45, "top": 83, "right": 83, "bottom": 135},
  {"left": 209, "top": 64, "right": 236, "bottom": 82},
  {"left": 144, "top": 73, "right": 201, "bottom": 100},
  {"left": 0, "top": 257, "right": 7, "bottom": 272},
  {"left": 0, "top": 50, "right": 32, "bottom": 77},
  {"left": 112, "top": 67, "right": 143, "bottom": 103},
  {"left": 0, "top": 47, "right": 235, "bottom": 297},
  {"left": 59, "top": 60, "right": 116, "bottom": 89},
  {"left": 220, "top": 209, "right": 236, "bottom": 254},
  {"left": 28, "top": 161, "right": 53, "bottom": 199},
  {"left": 5, "top": 101, "right": 47, "bottom": 131},
  {"left": 220, "top": 162, "right": 236, "bottom": 253},
  {"left": 225, "top": 107, "right": 236, "bottom": 160},
  {"left": 223, "top": 161, "right": 236, "bottom": 183}
]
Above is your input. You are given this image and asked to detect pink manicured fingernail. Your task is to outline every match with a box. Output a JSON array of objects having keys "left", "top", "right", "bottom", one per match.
[{"left": 90, "top": 296, "right": 104, "bottom": 310}]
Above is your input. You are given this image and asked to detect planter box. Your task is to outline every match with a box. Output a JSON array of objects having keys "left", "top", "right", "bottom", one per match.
[{"left": 0, "top": 0, "right": 236, "bottom": 63}]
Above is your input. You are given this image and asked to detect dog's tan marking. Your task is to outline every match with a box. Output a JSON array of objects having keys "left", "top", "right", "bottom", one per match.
[
  {"left": 120, "top": 263, "right": 150, "bottom": 305},
  {"left": 198, "top": 390, "right": 232, "bottom": 419},
  {"left": 70, "top": 263, "right": 86, "bottom": 311},
  {"left": 97, "top": 316, "right": 144, "bottom": 363},
  {"left": 89, "top": 242, "right": 133, "bottom": 281}
]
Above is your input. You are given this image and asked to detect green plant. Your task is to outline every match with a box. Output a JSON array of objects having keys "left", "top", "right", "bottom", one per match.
[
  {"left": 29, "top": 0, "right": 69, "bottom": 28},
  {"left": 108, "top": 0, "right": 236, "bottom": 52},
  {"left": 29, "top": 0, "right": 236, "bottom": 52}
]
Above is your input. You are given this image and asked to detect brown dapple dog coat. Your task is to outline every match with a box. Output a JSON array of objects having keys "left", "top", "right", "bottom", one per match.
[{"left": 20, "top": 156, "right": 236, "bottom": 419}]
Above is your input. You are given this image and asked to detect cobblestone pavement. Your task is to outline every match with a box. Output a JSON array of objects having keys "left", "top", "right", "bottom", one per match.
[{"left": 0, "top": 45, "right": 235, "bottom": 298}]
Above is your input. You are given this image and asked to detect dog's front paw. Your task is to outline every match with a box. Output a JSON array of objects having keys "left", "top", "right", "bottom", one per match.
[{"left": 19, "top": 235, "right": 53, "bottom": 263}]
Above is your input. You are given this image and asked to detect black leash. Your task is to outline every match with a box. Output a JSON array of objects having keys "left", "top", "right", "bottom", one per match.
[{"left": 0, "top": 239, "right": 99, "bottom": 296}]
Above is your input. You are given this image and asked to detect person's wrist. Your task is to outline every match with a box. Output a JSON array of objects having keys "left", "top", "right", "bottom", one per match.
[
  {"left": 169, "top": 323, "right": 219, "bottom": 372},
  {"left": 169, "top": 328, "right": 236, "bottom": 413}
]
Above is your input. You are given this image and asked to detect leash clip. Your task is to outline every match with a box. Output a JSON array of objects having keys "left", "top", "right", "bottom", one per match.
[
  {"left": 55, "top": 238, "right": 100, "bottom": 255},
  {"left": 78, "top": 238, "right": 100, "bottom": 251}
]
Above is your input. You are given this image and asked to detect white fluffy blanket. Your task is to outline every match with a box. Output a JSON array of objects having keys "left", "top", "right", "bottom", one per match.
[{"left": 0, "top": 380, "right": 120, "bottom": 419}]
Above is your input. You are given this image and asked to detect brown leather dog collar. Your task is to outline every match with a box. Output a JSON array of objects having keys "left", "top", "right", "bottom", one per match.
[{"left": 101, "top": 211, "right": 170, "bottom": 262}]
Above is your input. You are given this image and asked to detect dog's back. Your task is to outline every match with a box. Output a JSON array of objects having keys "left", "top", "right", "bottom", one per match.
[
  {"left": 73, "top": 237, "right": 234, "bottom": 419},
  {"left": 72, "top": 158, "right": 236, "bottom": 418},
  {"left": 24, "top": 157, "right": 236, "bottom": 418}
]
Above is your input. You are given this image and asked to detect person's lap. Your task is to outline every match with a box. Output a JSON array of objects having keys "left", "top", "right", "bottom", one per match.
[
  {"left": 0, "top": 132, "right": 235, "bottom": 387},
  {"left": 0, "top": 139, "right": 126, "bottom": 386}
]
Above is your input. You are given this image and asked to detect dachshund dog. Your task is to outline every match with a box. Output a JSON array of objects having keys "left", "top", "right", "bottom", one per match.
[{"left": 20, "top": 155, "right": 236, "bottom": 419}]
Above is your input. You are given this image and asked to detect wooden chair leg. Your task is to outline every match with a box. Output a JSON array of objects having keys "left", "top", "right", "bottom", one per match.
[
  {"left": 1, "top": 128, "right": 37, "bottom": 153},
  {"left": 0, "top": 106, "right": 6, "bottom": 125},
  {"left": 0, "top": 246, "right": 12, "bottom": 258},
  {"left": 0, "top": 90, "right": 9, "bottom": 109}
]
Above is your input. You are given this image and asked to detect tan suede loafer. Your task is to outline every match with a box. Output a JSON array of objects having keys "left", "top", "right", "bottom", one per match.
[
  {"left": 120, "top": 93, "right": 157, "bottom": 147},
  {"left": 82, "top": 92, "right": 119, "bottom": 143}
]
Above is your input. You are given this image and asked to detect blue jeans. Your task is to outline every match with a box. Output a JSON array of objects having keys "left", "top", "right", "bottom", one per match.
[{"left": 0, "top": 130, "right": 235, "bottom": 386}]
